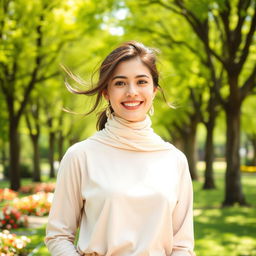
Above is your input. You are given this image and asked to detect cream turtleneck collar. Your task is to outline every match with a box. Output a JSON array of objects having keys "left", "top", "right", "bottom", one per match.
[{"left": 90, "top": 115, "right": 173, "bottom": 151}]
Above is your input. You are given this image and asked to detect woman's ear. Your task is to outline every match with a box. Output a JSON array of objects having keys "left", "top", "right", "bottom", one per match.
[
  {"left": 102, "top": 89, "right": 109, "bottom": 101},
  {"left": 153, "top": 86, "right": 158, "bottom": 98}
]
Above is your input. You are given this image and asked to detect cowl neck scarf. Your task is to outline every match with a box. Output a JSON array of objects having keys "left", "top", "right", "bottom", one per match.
[{"left": 89, "top": 115, "right": 173, "bottom": 152}]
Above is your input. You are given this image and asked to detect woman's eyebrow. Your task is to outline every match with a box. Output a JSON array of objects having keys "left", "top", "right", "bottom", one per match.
[
  {"left": 111, "top": 75, "right": 127, "bottom": 81},
  {"left": 111, "top": 74, "right": 149, "bottom": 81},
  {"left": 136, "top": 74, "right": 150, "bottom": 78}
]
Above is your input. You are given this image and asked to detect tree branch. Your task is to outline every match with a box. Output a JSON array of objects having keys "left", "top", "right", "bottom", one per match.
[
  {"left": 203, "top": 43, "right": 227, "bottom": 108},
  {"left": 0, "top": 0, "right": 11, "bottom": 38},
  {"left": 16, "top": 14, "right": 44, "bottom": 122},
  {"left": 240, "top": 65, "right": 256, "bottom": 101},
  {"left": 232, "top": 0, "right": 250, "bottom": 57},
  {"left": 9, "top": 59, "right": 18, "bottom": 95},
  {"left": 157, "top": 21, "right": 207, "bottom": 65},
  {"left": 25, "top": 112, "right": 33, "bottom": 136},
  {"left": 238, "top": 1, "right": 256, "bottom": 70},
  {"left": 189, "top": 87, "right": 204, "bottom": 124},
  {"left": 212, "top": 12, "right": 226, "bottom": 49},
  {"left": 219, "top": 0, "right": 232, "bottom": 58},
  {"left": 35, "top": 71, "right": 60, "bottom": 83},
  {"left": 0, "top": 76, "right": 8, "bottom": 97},
  {"left": 143, "top": 0, "right": 182, "bottom": 15},
  {"left": 215, "top": 68, "right": 227, "bottom": 106},
  {"left": 172, "top": 1, "right": 226, "bottom": 66}
]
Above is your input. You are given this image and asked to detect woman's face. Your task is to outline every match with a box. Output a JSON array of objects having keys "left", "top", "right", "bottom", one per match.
[{"left": 103, "top": 57, "right": 157, "bottom": 122}]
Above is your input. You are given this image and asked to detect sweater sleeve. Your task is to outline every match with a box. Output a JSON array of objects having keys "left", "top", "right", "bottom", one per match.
[
  {"left": 45, "top": 146, "right": 85, "bottom": 256},
  {"left": 171, "top": 153, "right": 196, "bottom": 256}
]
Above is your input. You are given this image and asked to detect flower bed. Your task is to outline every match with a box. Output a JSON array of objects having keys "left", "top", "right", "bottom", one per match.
[
  {"left": 0, "top": 206, "right": 28, "bottom": 230},
  {"left": 0, "top": 188, "right": 18, "bottom": 202},
  {"left": 19, "top": 182, "right": 55, "bottom": 194},
  {"left": 13, "top": 192, "right": 53, "bottom": 217},
  {"left": 240, "top": 165, "right": 256, "bottom": 173},
  {"left": 0, "top": 229, "right": 31, "bottom": 256}
]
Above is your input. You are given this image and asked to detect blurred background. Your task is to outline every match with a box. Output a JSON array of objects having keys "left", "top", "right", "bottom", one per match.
[{"left": 0, "top": 0, "right": 256, "bottom": 255}]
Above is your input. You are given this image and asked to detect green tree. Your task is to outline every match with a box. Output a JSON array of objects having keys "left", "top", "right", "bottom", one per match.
[
  {"left": 0, "top": 0, "right": 66, "bottom": 189},
  {"left": 0, "top": 0, "right": 114, "bottom": 189}
]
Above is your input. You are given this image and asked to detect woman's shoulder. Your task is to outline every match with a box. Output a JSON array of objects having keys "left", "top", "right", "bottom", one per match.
[
  {"left": 63, "top": 138, "right": 96, "bottom": 159},
  {"left": 166, "top": 142, "right": 188, "bottom": 164}
]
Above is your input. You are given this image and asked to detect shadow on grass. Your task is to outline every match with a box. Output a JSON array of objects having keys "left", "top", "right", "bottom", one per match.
[
  {"left": 195, "top": 207, "right": 256, "bottom": 256},
  {"left": 193, "top": 169, "right": 256, "bottom": 256}
]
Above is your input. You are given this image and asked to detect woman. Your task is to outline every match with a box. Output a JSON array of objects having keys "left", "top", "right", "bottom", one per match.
[{"left": 45, "top": 41, "right": 196, "bottom": 256}]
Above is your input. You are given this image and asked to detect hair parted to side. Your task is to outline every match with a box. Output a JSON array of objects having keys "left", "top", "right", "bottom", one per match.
[{"left": 62, "top": 40, "right": 171, "bottom": 130}]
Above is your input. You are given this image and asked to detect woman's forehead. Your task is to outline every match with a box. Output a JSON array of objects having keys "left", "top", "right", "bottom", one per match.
[{"left": 112, "top": 58, "right": 151, "bottom": 78}]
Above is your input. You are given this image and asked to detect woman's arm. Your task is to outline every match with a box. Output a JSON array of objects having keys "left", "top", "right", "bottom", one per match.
[
  {"left": 45, "top": 146, "right": 85, "bottom": 256},
  {"left": 171, "top": 153, "right": 196, "bottom": 256}
]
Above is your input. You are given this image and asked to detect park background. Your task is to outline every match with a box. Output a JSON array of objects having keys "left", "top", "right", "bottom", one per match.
[{"left": 0, "top": 0, "right": 256, "bottom": 255}]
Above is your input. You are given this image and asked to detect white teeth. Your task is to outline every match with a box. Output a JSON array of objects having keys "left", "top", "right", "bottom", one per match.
[{"left": 123, "top": 102, "right": 141, "bottom": 107}]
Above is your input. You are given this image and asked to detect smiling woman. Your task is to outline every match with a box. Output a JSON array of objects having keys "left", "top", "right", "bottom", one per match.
[
  {"left": 45, "top": 41, "right": 196, "bottom": 256},
  {"left": 61, "top": 41, "right": 162, "bottom": 130},
  {"left": 102, "top": 57, "right": 157, "bottom": 122}
]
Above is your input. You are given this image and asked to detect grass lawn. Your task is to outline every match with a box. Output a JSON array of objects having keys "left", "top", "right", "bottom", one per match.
[
  {"left": 1, "top": 161, "right": 256, "bottom": 255},
  {"left": 194, "top": 162, "right": 256, "bottom": 256}
]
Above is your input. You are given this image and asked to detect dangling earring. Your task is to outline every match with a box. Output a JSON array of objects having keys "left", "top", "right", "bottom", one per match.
[
  {"left": 149, "top": 105, "right": 154, "bottom": 116},
  {"left": 106, "top": 104, "right": 113, "bottom": 119}
]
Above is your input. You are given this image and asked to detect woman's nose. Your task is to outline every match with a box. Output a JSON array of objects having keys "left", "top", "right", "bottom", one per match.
[{"left": 126, "top": 83, "right": 138, "bottom": 96}]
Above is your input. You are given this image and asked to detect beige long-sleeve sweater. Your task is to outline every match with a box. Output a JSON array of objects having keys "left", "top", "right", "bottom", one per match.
[{"left": 45, "top": 115, "right": 195, "bottom": 256}]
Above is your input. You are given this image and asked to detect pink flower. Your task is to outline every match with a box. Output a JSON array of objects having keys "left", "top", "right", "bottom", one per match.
[{"left": 6, "top": 224, "right": 11, "bottom": 229}]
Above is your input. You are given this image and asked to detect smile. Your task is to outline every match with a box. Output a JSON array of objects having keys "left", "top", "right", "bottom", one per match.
[{"left": 121, "top": 101, "right": 143, "bottom": 109}]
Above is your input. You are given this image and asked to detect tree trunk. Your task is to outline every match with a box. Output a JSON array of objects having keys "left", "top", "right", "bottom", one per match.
[
  {"left": 222, "top": 105, "right": 247, "bottom": 206},
  {"left": 1, "top": 143, "right": 8, "bottom": 179},
  {"left": 25, "top": 101, "right": 41, "bottom": 182},
  {"left": 203, "top": 119, "right": 216, "bottom": 189},
  {"left": 171, "top": 132, "right": 185, "bottom": 152},
  {"left": 9, "top": 120, "right": 20, "bottom": 190},
  {"left": 31, "top": 135, "right": 41, "bottom": 182},
  {"left": 183, "top": 127, "right": 198, "bottom": 180},
  {"left": 172, "top": 114, "right": 199, "bottom": 180},
  {"left": 49, "top": 132, "right": 55, "bottom": 178},
  {"left": 178, "top": 114, "right": 199, "bottom": 180}
]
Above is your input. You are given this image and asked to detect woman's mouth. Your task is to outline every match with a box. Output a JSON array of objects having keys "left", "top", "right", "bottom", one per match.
[{"left": 121, "top": 101, "right": 143, "bottom": 110}]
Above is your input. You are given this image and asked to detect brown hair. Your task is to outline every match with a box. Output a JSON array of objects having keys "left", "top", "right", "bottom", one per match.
[{"left": 63, "top": 41, "right": 165, "bottom": 130}]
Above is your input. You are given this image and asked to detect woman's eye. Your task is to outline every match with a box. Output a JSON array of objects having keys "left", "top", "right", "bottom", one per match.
[
  {"left": 138, "top": 80, "right": 148, "bottom": 85},
  {"left": 114, "top": 81, "right": 125, "bottom": 86}
]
